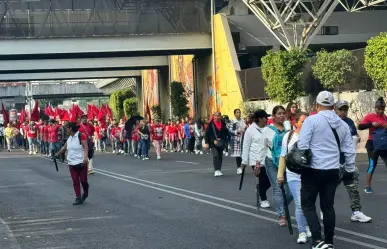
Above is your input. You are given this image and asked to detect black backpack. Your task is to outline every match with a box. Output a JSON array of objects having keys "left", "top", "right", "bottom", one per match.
[{"left": 78, "top": 132, "right": 94, "bottom": 159}]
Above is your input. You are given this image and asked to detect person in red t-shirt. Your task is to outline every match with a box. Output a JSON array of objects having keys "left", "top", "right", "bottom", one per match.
[
  {"left": 151, "top": 119, "right": 164, "bottom": 159},
  {"left": 164, "top": 120, "right": 171, "bottom": 152},
  {"left": 48, "top": 119, "right": 61, "bottom": 158},
  {"left": 178, "top": 120, "right": 186, "bottom": 152},
  {"left": 167, "top": 123, "right": 178, "bottom": 152},
  {"left": 25, "top": 120, "right": 39, "bottom": 155},
  {"left": 111, "top": 124, "right": 120, "bottom": 154},
  {"left": 359, "top": 97, "right": 387, "bottom": 193},
  {"left": 79, "top": 114, "right": 95, "bottom": 174},
  {"left": 94, "top": 122, "right": 101, "bottom": 152}
]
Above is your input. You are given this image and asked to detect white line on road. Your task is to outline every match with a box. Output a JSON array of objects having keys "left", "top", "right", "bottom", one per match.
[
  {"left": 94, "top": 168, "right": 387, "bottom": 245},
  {"left": 176, "top": 161, "right": 199, "bottom": 165},
  {"left": 0, "top": 217, "right": 21, "bottom": 249},
  {"left": 95, "top": 170, "right": 385, "bottom": 249}
]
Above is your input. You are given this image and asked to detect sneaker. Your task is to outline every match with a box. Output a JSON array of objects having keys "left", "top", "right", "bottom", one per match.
[
  {"left": 237, "top": 167, "right": 243, "bottom": 175},
  {"left": 320, "top": 211, "right": 323, "bottom": 221},
  {"left": 7, "top": 150, "right": 10, "bottom": 152},
  {"left": 297, "top": 232, "right": 307, "bottom": 244},
  {"left": 88, "top": 170, "right": 94, "bottom": 175},
  {"left": 260, "top": 200, "right": 270, "bottom": 208},
  {"left": 145, "top": 157, "right": 150, "bottom": 160},
  {"left": 351, "top": 211, "right": 372, "bottom": 223},
  {"left": 29, "top": 151, "right": 32, "bottom": 155},
  {"left": 214, "top": 171, "right": 220, "bottom": 177},
  {"left": 142, "top": 157, "right": 146, "bottom": 161},
  {"left": 73, "top": 197, "right": 83, "bottom": 205},
  {"left": 312, "top": 241, "right": 329, "bottom": 249},
  {"left": 306, "top": 226, "right": 312, "bottom": 238},
  {"left": 157, "top": 156, "right": 161, "bottom": 160},
  {"left": 326, "top": 244, "right": 334, "bottom": 249},
  {"left": 364, "top": 186, "right": 373, "bottom": 194},
  {"left": 200, "top": 151, "right": 203, "bottom": 155},
  {"left": 225, "top": 152, "right": 229, "bottom": 156},
  {"left": 33, "top": 152, "right": 37, "bottom": 155},
  {"left": 81, "top": 193, "right": 88, "bottom": 203},
  {"left": 218, "top": 171, "right": 223, "bottom": 176}
]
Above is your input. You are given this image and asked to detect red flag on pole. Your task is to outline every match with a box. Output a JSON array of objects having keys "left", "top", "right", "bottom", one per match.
[
  {"left": 1, "top": 102, "right": 9, "bottom": 125},
  {"left": 70, "top": 106, "right": 77, "bottom": 123},
  {"left": 20, "top": 108, "right": 25, "bottom": 124},
  {"left": 31, "top": 100, "right": 40, "bottom": 122},
  {"left": 105, "top": 104, "right": 113, "bottom": 118},
  {"left": 92, "top": 105, "right": 99, "bottom": 118},
  {"left": 87, "top": 105, "right": 93, "bottom": 120},
  {"left": 45, "top": 105, "right": 53, "bottom": 117}
]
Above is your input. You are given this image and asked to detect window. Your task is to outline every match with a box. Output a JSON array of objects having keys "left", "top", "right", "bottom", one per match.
[{"left": 320, "top": 26, "right": 339, "bottom": 35}]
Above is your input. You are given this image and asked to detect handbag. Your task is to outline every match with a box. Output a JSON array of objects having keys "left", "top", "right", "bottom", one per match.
[{"left": 211, "top": 124, "right": 225, "bottom": 148}]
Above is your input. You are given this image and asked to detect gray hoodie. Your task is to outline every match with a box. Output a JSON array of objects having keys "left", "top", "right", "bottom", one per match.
[{"left": 298, "top": 110, "right": 355, "bottom": 172}]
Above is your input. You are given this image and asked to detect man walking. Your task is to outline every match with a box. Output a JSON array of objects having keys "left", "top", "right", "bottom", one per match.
[{"left": 298, "top": 91, "right": 356, "bottom": 249}]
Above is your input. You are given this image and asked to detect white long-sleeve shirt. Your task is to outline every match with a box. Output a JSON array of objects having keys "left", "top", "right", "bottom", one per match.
[
  {"left": 298, "top": 110, "right": 355, "bottom": 172},
  {"left": 241, "top": 123, "right": 266, "bottom": 166}
]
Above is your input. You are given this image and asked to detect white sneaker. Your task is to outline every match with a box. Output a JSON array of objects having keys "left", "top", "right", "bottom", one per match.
[
  {"left": 214, "top": 171, "right": 220, "bottom": 177},
  {"left": 351, "top": 211, "right": 372, "bottom": 223},
  {"left": 29, "top": 151, "right": 32, "bottom": 155},
  {"left": 225, "top": 152, "right": 229, "bottom": 156},
  {"left": 237, "top": 168, "right": 243, "bottom": 175},
  {"left": 320, "top": 211, "right": 323, "bottom": 221},
  {"left": 306, "top": 226, "right": 312, "bottom": 238},
  {"left": 157, "top": 156, "right": 161, "bottom": 160},
  {"left": 200, "top": 151, "right": 203, "bottom": 155},
  {"left": 260, "top": 200, "right": 270, "bottom": 208},
  {"left": 33, "top": 152, "right": 37, "bottom": 155},
  {"left": 218, "top": 171, "right": 223, "bottom": 176},
  {"left": 312, "top": 241, "right": 329, "bottom": 249},
  {"left": 297, "top": 232, "right": 307, "bottom": 244}
]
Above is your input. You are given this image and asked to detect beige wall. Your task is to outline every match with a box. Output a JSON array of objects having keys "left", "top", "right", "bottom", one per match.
[{"left": 249, "top": 91, "right": 381, "bottom": 153}]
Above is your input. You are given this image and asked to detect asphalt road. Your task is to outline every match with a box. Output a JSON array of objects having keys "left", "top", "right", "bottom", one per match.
[{"left": 0, "top": 149, "right": 386, "bottom": 249}]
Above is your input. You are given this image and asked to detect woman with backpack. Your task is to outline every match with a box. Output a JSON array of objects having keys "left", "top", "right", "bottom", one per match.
[
  {"left": 258, "top": 106, "right": 293, "bottom": 226},
  {"left": 358, "top": 97, "right": 387, "bottom": 194},
  {"left": 277, "top": 111, "right": 311, "bottom": 244},
  {"left": 55, "top": 122, "right": 89, "bottom": 206},
  {"left": 205, "top": 112, "right": 228, "bottom": 177}
]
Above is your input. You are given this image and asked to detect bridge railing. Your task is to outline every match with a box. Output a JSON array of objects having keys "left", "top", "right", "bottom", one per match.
[{"left": 0, "top": 0, "right": 211, "bottom": 39}]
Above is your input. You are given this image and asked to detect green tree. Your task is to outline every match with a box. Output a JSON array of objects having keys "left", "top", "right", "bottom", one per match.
[
  {"left": 364, "top": 32, "right": 387, "bottom": 91},
  {"left": 170, "top": 81, "right": 190, "bottom": 118},
  {"left": 151, "top": 105, "right": 164, "bottom": 121},
  {"left": 312, "top": 49, "right": 357, "bottom": 90},
  {"left": 109, "top": 89, "right": 136, "bottom": 119},
  {"left": 261, "top": 49, "right": 309, "bottom": 103},
  {"left": 123, "top": 97, "right": 138, "bottom": 119}
]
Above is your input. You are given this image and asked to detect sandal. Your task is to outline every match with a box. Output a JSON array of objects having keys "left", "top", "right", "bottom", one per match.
[{"left": 279, "top": 216, "right": 287, "bottom": 227}]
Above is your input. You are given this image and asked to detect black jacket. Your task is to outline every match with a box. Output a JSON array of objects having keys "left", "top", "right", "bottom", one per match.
[{"left": 205, "top": 120, "right": 228, "bottom": 148}]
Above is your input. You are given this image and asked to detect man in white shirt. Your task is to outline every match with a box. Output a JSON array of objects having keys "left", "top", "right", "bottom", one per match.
[{"left": 298, "top": 91, "right": 355, "bottom": 249}]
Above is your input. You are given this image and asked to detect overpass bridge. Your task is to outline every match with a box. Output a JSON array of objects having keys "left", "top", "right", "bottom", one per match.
[
  {"left": 0, "top": 0, "right": 212, "bottom": 81},
  {"left": 0, "top": 82, "right": 107, "bottom": 100}
]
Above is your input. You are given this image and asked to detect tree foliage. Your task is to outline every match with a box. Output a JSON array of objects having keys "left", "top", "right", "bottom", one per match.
[
  {"left": 109, "top": 89, "right": 136, "bottom": 119},
  {"left": 261, "top": 49, "right": 309, "bottom": 103},
  {"left": 123, "top": 97, "right": 138, "bottom": 119},
  {"left": 170, "top": 81, "right": 190, "bottom": 118},
  {"left": 364, "top": 32, "right": 387, "bottom": 91},
  {"left": 312, "top": 49, "right": 357, "bottom": 90},
  {"left": 151, "top": 105, "right": 163, "bottom": 121}
]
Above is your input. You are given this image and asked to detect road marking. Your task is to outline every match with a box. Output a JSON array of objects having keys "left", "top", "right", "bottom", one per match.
[
  {"left": 95, "top": 170, "right": 385, "bottom": 249},
  {"left": 26, "top": 151, "right": 387, "bottom": 245},
  {"left": 6, "top": 216, "right": 117, "bottom": 225},
  {"left": 94, "top": 168, "right": 387, "bottom": 245},
  {"left": 0, "top": 217, "right": 21, "bottom": 249},
  {"left": 176, "top": 161, "right": 199, "bottom": 165}
]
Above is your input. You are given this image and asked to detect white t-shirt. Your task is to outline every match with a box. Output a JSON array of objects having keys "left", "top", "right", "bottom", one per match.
[
  {"left": 66, "top": 132, "right": 86, "bottom": 165},
  {"left": 280, "top": 131, "right": 300, "bottom": 182}
]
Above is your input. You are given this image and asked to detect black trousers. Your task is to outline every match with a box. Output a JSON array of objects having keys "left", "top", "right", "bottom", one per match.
[
  {"left": 236, "top": 157, "right": 242, "bottom": 168},
  {"left": 301, "top": 168, "right": 340, "bottom": 244},
  {"left": 211, "top": 147, "right": 223, "bottom": 171},
  {"left": 365, "top": 140, "right": 387, "bottom": 175}
]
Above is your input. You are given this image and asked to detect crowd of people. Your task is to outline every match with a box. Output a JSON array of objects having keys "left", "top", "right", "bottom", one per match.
[{"left": 3, "top": 90, "right": 387, "bottom": 249}]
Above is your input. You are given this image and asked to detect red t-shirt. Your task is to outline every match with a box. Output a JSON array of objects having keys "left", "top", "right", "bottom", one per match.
[
  {"left": 79, "top": 123, "right": 95, "bottom": 137},
  {"left": 43, "top": 126, "right": 50, "bottom": 142},
  {"left": 26, "top": 124, "right": 39, "bottom": 138},
  {"left": 152, "top": 125, "right": 164, "bottom": 141},
  {"left": 167, "top": 126, "right": 178, "bottom": 135},
  {"left": 38, "top": 124, "right": 45, "bottom": 138},
  {"left": 49, "top": 125, "right": 60, "bottom": 143},
  {"left": 179, "top": 124, "right": 185, "bottom": 137},
  {"left": 111, "top": 127, "right": 119, "bottom": 139},
  {"left": 360, "top": 113, "right": 387, "bottom": 140},
  {"left": 95, "top": 126, "right": 101, "bottom": 140}
]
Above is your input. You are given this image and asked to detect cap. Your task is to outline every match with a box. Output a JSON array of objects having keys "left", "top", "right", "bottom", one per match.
[
  {"left": 335, "top": 100, "right": 349, "bottom": 109},
  {"left": 253, "top": 109, "right": 271, "bottom": 119},
  {"left": 316, "top": 91, "right": 335, "bottom": 107},
  {"left": 375, "top": 97, "right": 386, "bottom": 108},
  {"left": 49, "top": 119, "right": 55, "bottom": 123}
]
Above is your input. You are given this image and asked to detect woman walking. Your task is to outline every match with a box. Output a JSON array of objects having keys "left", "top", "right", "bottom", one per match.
[
  {"left": 194, "top": 118, "right": 204, "bottom": 154},
  {"left": 55, "top": 123, "right": 89, "bottom": 205},
  {"left": 205, "top": 112, "right": 228, "bottom": 177},
  {"left": 228, "top": 109, "right": 246, "bottom": 175},
  {"left": 4, "top": 123, "right": 14, "bottom": 152},
  {"left": 277, "top": 111, "right": 311, "bottom": 244},
  {"left": 138, "top": 120, "right": 150, "bottom": 160},
  {"left": 242, "top": 110, "right": 272, "bottom": 208},
  {"left": 258, "top": 106, "right": 293, "bottom": 226}
]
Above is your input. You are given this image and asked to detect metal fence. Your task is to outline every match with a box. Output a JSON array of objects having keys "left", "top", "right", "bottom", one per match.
[
  {"left": 0, "top": 0, "right": 210, "bottom": 39},
  {"left": 238, "top": 48, "right": 373, "bottom": 101}
]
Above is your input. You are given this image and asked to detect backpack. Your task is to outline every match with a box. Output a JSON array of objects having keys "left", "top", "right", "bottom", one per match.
[
  {"left": 372, "top": 129, "right": 387, "bottom": 151},
  {"left": 268, "top": 126, "right": 287, "bottom": 167},
  {"left": 78, "top": 132, "right": 94, "bottom": 159}
]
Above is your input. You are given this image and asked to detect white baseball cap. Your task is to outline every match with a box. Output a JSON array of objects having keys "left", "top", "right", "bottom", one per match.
[{"left": 316, "top": 91, "right": 335, "bottom": 107}]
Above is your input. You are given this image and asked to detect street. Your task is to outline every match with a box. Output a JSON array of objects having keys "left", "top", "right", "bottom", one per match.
[{"left": 0, "top": 150, "right": 386, "bottom": 249}]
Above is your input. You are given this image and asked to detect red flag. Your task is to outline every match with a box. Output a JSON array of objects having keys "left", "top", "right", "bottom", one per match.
[
  {"left": 87, "top": 105, "right": 93, "bottom": 120},
  {"left": 97, "top": 104, "right": 106, "bottom": 121},
  {"left": 20, "top": 108, "right": 25, "bottom": 124},
  {"left": 70, "top": 106, "right": 77, "bottom": 123},
  {"left": 74, "top": 105, "right": 84, "bottom": 117},
  {"left": 105, "top": 104, "right": 113, "bottom": 118},
  {"left": 1, "top": 102, "right": 9, "bottom": 125},
  {"left": 60, "top": 111, "right": 70, "bottom": 122},
  {"left": 45, "top": 105, "right": 53, "bottom": 117},
  {"left": 31, "top": 100, "right": 40, "bottom": 122},
  {"left": 92, "top": 105, "right": 99, "bottom": 118}
]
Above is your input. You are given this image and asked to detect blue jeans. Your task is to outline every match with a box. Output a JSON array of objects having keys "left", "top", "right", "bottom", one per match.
[
  {"left": 140, "top": 139, "right": 149, "bottom": 157},
  {"left": 288, "top": 180, "right": 308, "bottom": 233},
  {"left": 50, "top": 142, "right": 62, "bottom": 157},
  {"left": 265, "top": 157, "right": 293, "bottom": 217}
]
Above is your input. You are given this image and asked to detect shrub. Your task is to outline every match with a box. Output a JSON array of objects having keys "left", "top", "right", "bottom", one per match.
[{"left": 170, "top": 81, "right": 190, "bottom": 118}]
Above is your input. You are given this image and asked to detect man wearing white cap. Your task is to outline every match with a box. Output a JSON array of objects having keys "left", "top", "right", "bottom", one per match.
[{"left": 297, "top": 91, "right": 356, "bottom": 249}]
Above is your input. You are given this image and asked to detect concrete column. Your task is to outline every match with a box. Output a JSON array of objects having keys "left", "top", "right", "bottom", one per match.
[{"left": 158, "top": 67, "right": 170, "bottom": 121}]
